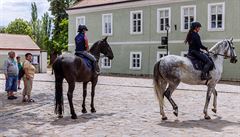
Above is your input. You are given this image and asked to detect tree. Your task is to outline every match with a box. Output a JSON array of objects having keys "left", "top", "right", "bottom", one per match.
[
  {"left": 30, "top": 2, "right": 42, "bottom": 48},
  {"left": 41, "top": 12, "right": 52, "bottom": 51},
  {"left": 5, "top": 19, "right": 32, "bottom": 36},
  {"left": 0, "top": 27, "right": 6, "bottom": 33},
  {"left": 47, "top": 0, "right": 80, "bottom": 64}
]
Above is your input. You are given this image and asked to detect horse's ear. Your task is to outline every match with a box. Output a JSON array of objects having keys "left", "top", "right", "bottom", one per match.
[
  {"left": 103, "top": 36, "right": 108, "bottom": 41},
  {"left": 230, "top": 37, "right": 233, "bottom": 43}
]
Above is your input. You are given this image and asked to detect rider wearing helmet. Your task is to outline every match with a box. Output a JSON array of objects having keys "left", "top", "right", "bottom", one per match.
[
  {"left": 185, "top": 22, "right": 213, "bottom": 80},
  {"left": 75, "top": 25, "right": 99, "bottom": 76}
]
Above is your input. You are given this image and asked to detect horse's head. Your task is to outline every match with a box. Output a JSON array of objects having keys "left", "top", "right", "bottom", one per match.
[
  {"left": 98, "top": 36, "right": 114, "bottom": 60},
  {"left": 223, "top": 38, "right": 238, "bottom": 63}
]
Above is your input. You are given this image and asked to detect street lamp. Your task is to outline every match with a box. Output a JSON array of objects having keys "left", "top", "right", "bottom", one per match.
[
  {"left": 165, "top": 24, "right": 170, "bottom": 55},
  {"left": 158, "top": 24, "right": 170, "bottom": 56}
]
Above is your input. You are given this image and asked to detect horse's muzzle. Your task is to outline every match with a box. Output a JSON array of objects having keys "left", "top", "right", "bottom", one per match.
[
  {"left": 108, "top": 55, "right": 114, "bottom": 60},
  {"left": 230, "top": 57, "right": 238, "bottom": 63}
]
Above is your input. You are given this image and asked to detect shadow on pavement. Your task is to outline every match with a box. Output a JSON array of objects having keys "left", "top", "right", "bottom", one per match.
[
  {"left": 50, "top": 113, "right": 116, "bottom": 126},
  {"left": 158, "top": 116, "right": 240, "bottom": 132}
]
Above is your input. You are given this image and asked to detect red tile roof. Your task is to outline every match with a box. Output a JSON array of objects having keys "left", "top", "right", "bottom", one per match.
[
  {"left": 0, "top": 34, "right": 40, "bottom": 51},
  {"left": 69, "top": 0, "right": 141, "bottom": 9}
]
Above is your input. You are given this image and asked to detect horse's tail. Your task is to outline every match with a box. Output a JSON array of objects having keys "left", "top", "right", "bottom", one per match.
[
  {"left": 153, "top": 60, "right": 165, "bottom": 108},
  {"left": 53, "top": 56, "right": 64, "bottom": 115}
]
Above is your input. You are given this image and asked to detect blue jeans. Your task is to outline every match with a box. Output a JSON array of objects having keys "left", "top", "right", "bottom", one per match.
[{"left": 5, "top": 75, "right": 18, "bottom": 92}]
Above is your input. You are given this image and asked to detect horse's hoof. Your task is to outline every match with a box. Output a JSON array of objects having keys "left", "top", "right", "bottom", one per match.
[
  {"left": 162, "top": 117, "right": 168, "bottom": 120},
  {"left": 173, "top": 111, "right": 178, "bottom": 117},
  {"left": 91, "top": 108, "right": 96, "bottom": 113},
  {"left": 212, "top": 108, "right": 217, "bottom": 113},
  {"left": 204, "top": 115, "right": 211, "bottom": 120},
  {"left": 58, "top": 115, "right": 63, "bottom": 118},
  {"left": 71, "top": 115, "right": 78, "bottom": 119},
  {"left": 82, "top": 109, "right": 87, "bottom": 113}
]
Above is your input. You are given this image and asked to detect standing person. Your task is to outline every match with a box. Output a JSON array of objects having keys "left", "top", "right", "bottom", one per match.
[
  {"left": 184, "top": 22, "right": 213, "bottom": 80},
  {"left": 75, "top": 25, "right": 99, "bottom": 77},
  {"left": 16, "top": 56, "right": 23, "bottom": 90},
  {"left": 3, "top": 51, "right": 18, "bottom": 100},
  {"left": 22, "top": 53, "right": 36, "bottom": 103}
]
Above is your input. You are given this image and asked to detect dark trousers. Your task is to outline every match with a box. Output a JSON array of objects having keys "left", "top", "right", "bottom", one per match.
[
  {"left": 189, "top": 50, "right": 213, "bottom": 73},
  {"left": 75, "top": 51, "right": 99, "bottom": 73}
]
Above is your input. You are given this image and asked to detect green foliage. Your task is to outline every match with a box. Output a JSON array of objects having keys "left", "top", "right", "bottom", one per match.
[
  {"left": 0, "top": 27, "right": 6, "bottom": 33},
  {"left": 5, "top": 19, "right": 32, "bottom": 36},
  {"left": 47, "top": 0, "right": 79, "bottom": 64},
  {"left": 52, "top": 19, "right": 68, "bottom": 53},
  {"left": 41, "top": 12, "right": 52, "bottom": 52},
  {"left": 31, "top": 2, "right": 39, "bottom": 43}
]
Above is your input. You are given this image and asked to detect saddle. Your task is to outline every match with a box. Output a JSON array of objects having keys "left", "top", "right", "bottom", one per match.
[
  {"left": 186, "top": 53, "right": 214, "bottom": 71},
  {"left": 75, "top": 53, "right": 93, "bottom": 70}
]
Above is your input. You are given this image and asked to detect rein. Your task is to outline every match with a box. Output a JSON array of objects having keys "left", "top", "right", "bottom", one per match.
[
  {"left": 208, "top": 40, "right": 236, "bottom": 58},
  {"left": 208, "top": 51, "right": 226, "bottom": 57}
]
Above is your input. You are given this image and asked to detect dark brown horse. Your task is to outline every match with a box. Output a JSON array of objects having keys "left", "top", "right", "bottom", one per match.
[{"left": 52, "top": 37, "right": 114, "bottom": 119}]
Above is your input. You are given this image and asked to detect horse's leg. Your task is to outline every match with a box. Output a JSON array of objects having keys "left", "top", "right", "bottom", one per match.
[
  {"left": 55, "top": 76, "right": 64, "bottom": 118},
  {"left": 158, "top": 81, "right": 167, "bottom": 120},
  {"left": 212, "top": 88, "right": 217, "bottom": 113},
  {"left": 203, "top": 86, "right": 214, "bottom": 120},
  {"left": 67, "top": 82, "right": 77, "bottom": 119},
  {"left": 164, "top": 83, "right": 179, "bottom": 117},
  {"left": 90, "top": 80, "right": 97, "bottom": 113},
  {"left": 82, "top": 82, "right": 88, "bottom": 113}
]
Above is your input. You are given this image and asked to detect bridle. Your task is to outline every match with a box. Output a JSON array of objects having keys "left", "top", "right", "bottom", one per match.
[{"left": 209, "top": 40, "right": 236, "bottom": 59}]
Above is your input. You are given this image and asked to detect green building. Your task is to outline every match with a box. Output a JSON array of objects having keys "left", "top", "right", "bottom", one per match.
[{"left": 67, "top": 0, "right": 240, "bottom": 81}]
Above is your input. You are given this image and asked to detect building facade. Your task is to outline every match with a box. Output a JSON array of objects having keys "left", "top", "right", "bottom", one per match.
[
  {"left": 0, "top": 34, "right": 47, "bottom": 73},
  {"left": 67, "top": 0, "right": 240, "bottom": 81}
]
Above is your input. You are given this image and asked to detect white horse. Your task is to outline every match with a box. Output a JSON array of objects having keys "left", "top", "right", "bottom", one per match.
[{"left": 153, "top": 38, "right": 238, "bottom": 120}]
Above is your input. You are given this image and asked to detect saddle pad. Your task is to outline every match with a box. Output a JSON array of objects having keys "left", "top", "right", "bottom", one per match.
[
  {"left": 76, "top": 54, "right": 93, "bottom": 70},
  {"left": 186, "top": 54, "right": 214, "bottom": 71}
]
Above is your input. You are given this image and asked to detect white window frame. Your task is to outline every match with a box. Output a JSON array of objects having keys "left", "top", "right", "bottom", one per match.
[
  {"left": 157, "top": 8, "right": 171, "bottom": 33},
  {"left": 76, "top": 16, "right": 86, "bottom": 34},
  {"left": 181, "top": 51, "right": 188, "bottom": 57},
  {"left": 181, "top": 5, "right": 196, "bottom": 32},
  {"left": 130, "top": 10, "right": 143, "bottom": 35},
  {"left": 156, "top": 51, "right": 169, "bottom": 62},
  {"left": 208, "top": 2, "right": 225, "bottom": 31},
  {"left": 130, "top": 52, "right": 142, "bottom": 70},
  {"left": 101, "top": 57, "right": 111, "bottom": 69},
  {"left": 102, "top": 13, "right": 113, "bottom": 36}
]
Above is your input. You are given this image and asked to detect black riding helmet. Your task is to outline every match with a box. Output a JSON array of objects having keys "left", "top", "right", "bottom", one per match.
[
  {"left": 78, "top": 25, "right": 88, "bottom": 32},
  {"left": 191, "top": 22, "right": 201, "bottom": 29}
]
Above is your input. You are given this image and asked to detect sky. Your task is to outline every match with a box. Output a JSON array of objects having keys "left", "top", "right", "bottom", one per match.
[{"left": 0, "top": 0, "right": 50, "bottom": 27}]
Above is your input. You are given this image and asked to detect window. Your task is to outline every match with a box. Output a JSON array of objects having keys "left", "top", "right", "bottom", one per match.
[
  {"left": 32, "top": 55, "right": 39, "bottom": 65},
  {"left": 157, "top": 8, "right": 171, "bottom": 33},
  {"left": 130, "top": 52, "right": 142, "bottom": 70},
  {"left": 76, "top": 16, "right": 85, "bottom": 33},
  {"left": 208, "top": 3, "right": 225, "bottom": 31},
  {"left": 130, "top": 10, "right": 143, "bottom": 34},
  {"left": 157, "top": 51, "right": 169, "bottom": 62},
  {"left": 181, "top": 51, "right": 188, "bottom": 57},
  {"left": 102, "top": 13, "right": 113, "bottom": 35},
  {"left": 181, "top": 5, "right": 196, "bottom": 32},
  {"left": 101, "top": 57, "right": 111, "bottom": 69}
]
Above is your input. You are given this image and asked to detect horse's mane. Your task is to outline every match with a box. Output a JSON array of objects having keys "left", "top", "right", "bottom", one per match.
[
  {"left": 209, "top": 40, "right": 225, "bottom": 53},
  {"left": 89, "top": 40, "right": 102, "bottom": 53}
]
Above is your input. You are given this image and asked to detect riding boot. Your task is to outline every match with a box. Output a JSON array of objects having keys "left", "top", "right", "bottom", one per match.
[
  {"left": 201, "top": 63, "right": 212, "bottom": 80},
  {"left": 201, "top": 72, "right": 211, "bottom": 80}
]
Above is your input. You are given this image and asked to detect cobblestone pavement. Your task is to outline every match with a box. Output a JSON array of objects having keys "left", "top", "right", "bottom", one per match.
[{"left": 0, "top": 72, "right": 239, "bottom": 137}]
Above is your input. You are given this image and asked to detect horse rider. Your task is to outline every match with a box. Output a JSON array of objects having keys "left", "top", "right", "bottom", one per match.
[
  {"left": 75, "top": 25, "right": 100, "bottom": 77},
  {"left": 185, "top": 22, "right": 213, "bottom": 80}
]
